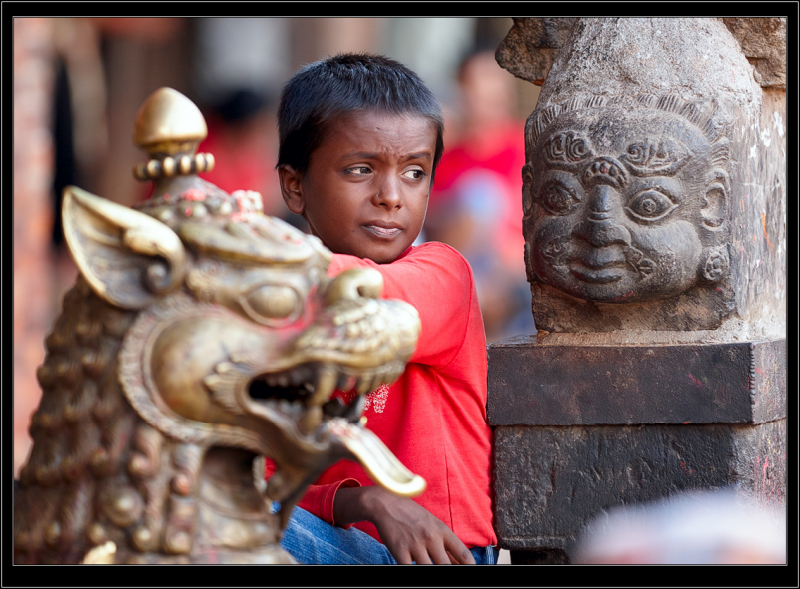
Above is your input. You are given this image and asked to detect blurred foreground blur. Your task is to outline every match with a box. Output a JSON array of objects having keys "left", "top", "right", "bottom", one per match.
[{"left": 573, "top": 488, "right": 786, "bottom": 565}]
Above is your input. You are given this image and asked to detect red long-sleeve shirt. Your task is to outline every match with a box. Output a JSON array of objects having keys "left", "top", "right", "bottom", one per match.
[
  {"left": 284, "top": 242, "right": 497, "bottom": 546},
  {"left": 276, "top": 242, "right": 496, "bottom": 548}
]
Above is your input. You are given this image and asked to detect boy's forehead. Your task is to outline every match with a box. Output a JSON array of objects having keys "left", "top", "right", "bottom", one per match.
[{"left": 324, "top": 111, "right": 438, "bottom": 151}]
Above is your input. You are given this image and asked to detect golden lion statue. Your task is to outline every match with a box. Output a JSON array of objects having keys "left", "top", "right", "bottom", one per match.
[{"left": 14, "top": 88, "right": 423, "bottom": 564}]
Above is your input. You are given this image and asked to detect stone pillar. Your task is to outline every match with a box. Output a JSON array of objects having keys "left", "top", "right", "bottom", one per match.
[{"left": 489, "top": 18, "right": 786, "bottom": 563}]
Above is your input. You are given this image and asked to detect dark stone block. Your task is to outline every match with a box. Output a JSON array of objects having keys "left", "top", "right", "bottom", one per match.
[
  {"left": 488, "top": 338, "right": 785, "bottom": 426},
  {"left": 510, "top": 549, "right": 569, "bottom": 565},
  {"left": 492, "top": 420, "right": 786, "bottom": 553}
]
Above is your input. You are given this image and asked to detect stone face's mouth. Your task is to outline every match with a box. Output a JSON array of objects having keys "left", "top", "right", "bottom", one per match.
[{"left": 570, "top": 264, "right": 626, "bottom": 284}]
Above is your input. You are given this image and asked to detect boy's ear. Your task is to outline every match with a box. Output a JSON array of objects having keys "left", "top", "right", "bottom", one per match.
[{"left": 278, "top": 165, "right": 306, "bottom": 216}]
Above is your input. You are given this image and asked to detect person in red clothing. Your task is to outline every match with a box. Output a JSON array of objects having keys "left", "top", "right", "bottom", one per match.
[
  {"left": 427, "top": 49, "right": 534, "bottom": 343},
  {"left": 272, "top": 53, "right": 497, "bottom": 565}
]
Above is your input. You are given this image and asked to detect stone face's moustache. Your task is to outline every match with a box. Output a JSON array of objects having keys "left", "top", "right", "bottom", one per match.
[{"left": 623, "top": 245, "right": 655, "bottom": 276}]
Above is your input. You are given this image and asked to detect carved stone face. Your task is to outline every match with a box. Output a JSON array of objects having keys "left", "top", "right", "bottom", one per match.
[{"left": 526, "top": 107, "right": 729, "bottom": 303}]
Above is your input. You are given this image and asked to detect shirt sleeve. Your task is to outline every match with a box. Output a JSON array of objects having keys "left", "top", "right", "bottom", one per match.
[
  {"left": 327, "top": 243, "right": 475, "bottom": 368},
  {"left": 264, "top": 459, "right": 361, "bottom": 528}
]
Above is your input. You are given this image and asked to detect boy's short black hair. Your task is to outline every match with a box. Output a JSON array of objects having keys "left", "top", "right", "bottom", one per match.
[{"left": 277, "top": 53, "right": 445, "bottom": 183}]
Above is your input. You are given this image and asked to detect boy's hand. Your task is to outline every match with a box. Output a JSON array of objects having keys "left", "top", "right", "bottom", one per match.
[{"left": 333, "top": 486, "right": 476, "bottom": 564}]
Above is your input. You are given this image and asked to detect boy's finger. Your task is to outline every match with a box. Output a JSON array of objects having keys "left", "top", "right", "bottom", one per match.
[
  {"left": 392, "top": 549, "right": 414, "bottom": 565},
  {"left": 445, "top": 539, "right": 475, "bottom": 564},
  {"left": 428, "top": 545, "right": 453, "bottom": 565},
  {"left": 410, "top": 546, "right": 433, "bottom": 565}
]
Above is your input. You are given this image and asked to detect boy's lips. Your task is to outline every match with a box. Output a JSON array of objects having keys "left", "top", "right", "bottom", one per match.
[{"left": 363, "top": 223, "right": 402, "bottom": 239}]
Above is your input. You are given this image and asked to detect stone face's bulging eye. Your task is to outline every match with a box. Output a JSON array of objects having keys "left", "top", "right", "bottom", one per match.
[
  {"left": 626, "top": 189, "right": 677, "bottom": 222},
  {"left": 241, "top": 284, "right": 300, "bottom": 325},
  {"left": 538, "top": 182, "right": 582, "bottom": 216}
]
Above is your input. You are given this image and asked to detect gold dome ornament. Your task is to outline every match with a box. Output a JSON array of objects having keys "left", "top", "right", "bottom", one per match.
[{"left": 132, "top": 87, "right": 215, "bottom": 181}]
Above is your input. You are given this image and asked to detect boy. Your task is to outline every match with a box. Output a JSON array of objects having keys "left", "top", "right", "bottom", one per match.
[{"left": 274, "top": 53, "right": 497, "bottom": 565}]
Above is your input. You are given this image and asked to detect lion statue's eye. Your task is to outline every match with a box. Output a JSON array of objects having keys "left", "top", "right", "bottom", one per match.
[{"left": 241, "top": 285, "right": 300, "bottom": 324}]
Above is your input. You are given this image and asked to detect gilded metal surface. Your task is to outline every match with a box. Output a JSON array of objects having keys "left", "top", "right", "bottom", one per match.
[
  {"left": 15, "top": 88, "right": 422, "bottom": 564},
  {"left": 131, "top": 88, "right": 215, "bottom": 181}
]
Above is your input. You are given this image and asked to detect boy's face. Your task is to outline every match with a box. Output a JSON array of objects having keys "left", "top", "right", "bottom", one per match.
[{"left": 280, "top": 111, "right": 437, "bottom": 264}]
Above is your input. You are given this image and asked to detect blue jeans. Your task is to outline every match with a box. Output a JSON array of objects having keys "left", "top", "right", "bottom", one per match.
[{"left": 280, "top": 506, "right": 498, "bottom": 565}]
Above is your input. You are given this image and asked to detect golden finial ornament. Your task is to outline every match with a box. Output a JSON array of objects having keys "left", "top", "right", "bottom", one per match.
[{"left": 131, "top": 87, "right": 215, "bottom": 181}]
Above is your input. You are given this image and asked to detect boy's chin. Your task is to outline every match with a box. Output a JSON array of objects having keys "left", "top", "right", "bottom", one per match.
[
  {"left": 363, "top": 247, "right": 407, "bottom": 264},
  {"left": 354, "top": 241, "right": 414, "bottom": 264}
]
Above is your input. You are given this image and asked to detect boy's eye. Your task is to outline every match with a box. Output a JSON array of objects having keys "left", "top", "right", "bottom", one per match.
[
  {"left": 402, "top": 169, "right": 425, "bottom": 180},
  {"left": 345, "top": 166, "right": 372, "bottom": 175}
]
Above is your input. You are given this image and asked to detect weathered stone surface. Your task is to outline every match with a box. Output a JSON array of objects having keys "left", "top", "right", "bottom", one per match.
[
  {"left": 523, "top": 93, "right": 737, "bottom": 331},
  {"left": 722, "top": 17, "right": 787, "bottom": 88},
  {"left": 495, "top": 18, "right": 576, "bottom": 85},
  {"left": 534, "top": 18, "right": 761, "bottom": 108},
  {"left": 727, "top": 87, "right": 786, "bottom": 336},
  {"left": 519, "top": 18, "right": 785, "bottom": 337},
  {"left": 493, "top": 419, "right": 786, "bottom": 553},
  {"left": 497, "top": 18, "right": 786, "bottom": 90},
  {"left": 489, "top": 17, "right": 788, "bottom": 564},
  {"left": 488, "top": 337, "right": 786, "bottom": 426}
]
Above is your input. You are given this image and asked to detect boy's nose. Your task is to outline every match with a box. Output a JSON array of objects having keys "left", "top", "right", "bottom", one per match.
[{"left": 372, "top": 177, "right": 402, "bottom": 209}]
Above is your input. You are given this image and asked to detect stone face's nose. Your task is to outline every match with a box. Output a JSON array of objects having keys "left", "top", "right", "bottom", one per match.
[
  {"left": 586, "top": 184, "right": 614, "bottom": 217},
  {"left": 573, "top": 185, "right": 631, "bottom": 247}
]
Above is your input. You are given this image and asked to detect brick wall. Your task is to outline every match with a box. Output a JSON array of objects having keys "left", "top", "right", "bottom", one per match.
[{"left": 14, "top": 18, "right": 57, "bottom": 475}]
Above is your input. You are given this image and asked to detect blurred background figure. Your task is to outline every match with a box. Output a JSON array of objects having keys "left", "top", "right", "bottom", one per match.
[
  {"left": 573, "top": 488, "right": 787, "bottom": 564},
  {"left": 427, "top": 49, "right": 535, "bottom": 343},
  {"left": 196, "top": 89, "right": 285, "bottom": 219},
  {"left": 193, "top": 18, "right": 289, "bottom": 221}
]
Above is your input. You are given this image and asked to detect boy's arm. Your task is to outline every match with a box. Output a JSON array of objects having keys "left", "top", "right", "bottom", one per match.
[
  {"left": 327, "top": 243, "right": 477, "bottom": 367},
  {"left": 323, "top": 244, "right": 481, "bottom": 563},
  {"left": 332, "top": 485, "right": 476, "bottom": 565},
  {"left": 264, "top": 459, "right": 360, "bottom": 528}
]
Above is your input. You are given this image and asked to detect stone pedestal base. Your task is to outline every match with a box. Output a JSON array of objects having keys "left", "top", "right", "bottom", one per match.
[
  {"left": 488, "top": 338, "right": 786, "bottom": 562},
  {"left": 493, "top": 419, "right": 785, "bottom": 558}
]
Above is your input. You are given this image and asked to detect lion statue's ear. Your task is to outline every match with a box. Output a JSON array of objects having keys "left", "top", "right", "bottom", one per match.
[{"left": 62, "top": 186, "right": 187, "bottom": 309}]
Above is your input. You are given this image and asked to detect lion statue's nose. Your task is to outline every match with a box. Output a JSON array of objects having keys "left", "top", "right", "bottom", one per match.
[{"left": 326, "top": 267, "right": 384, "bottom": 305}]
